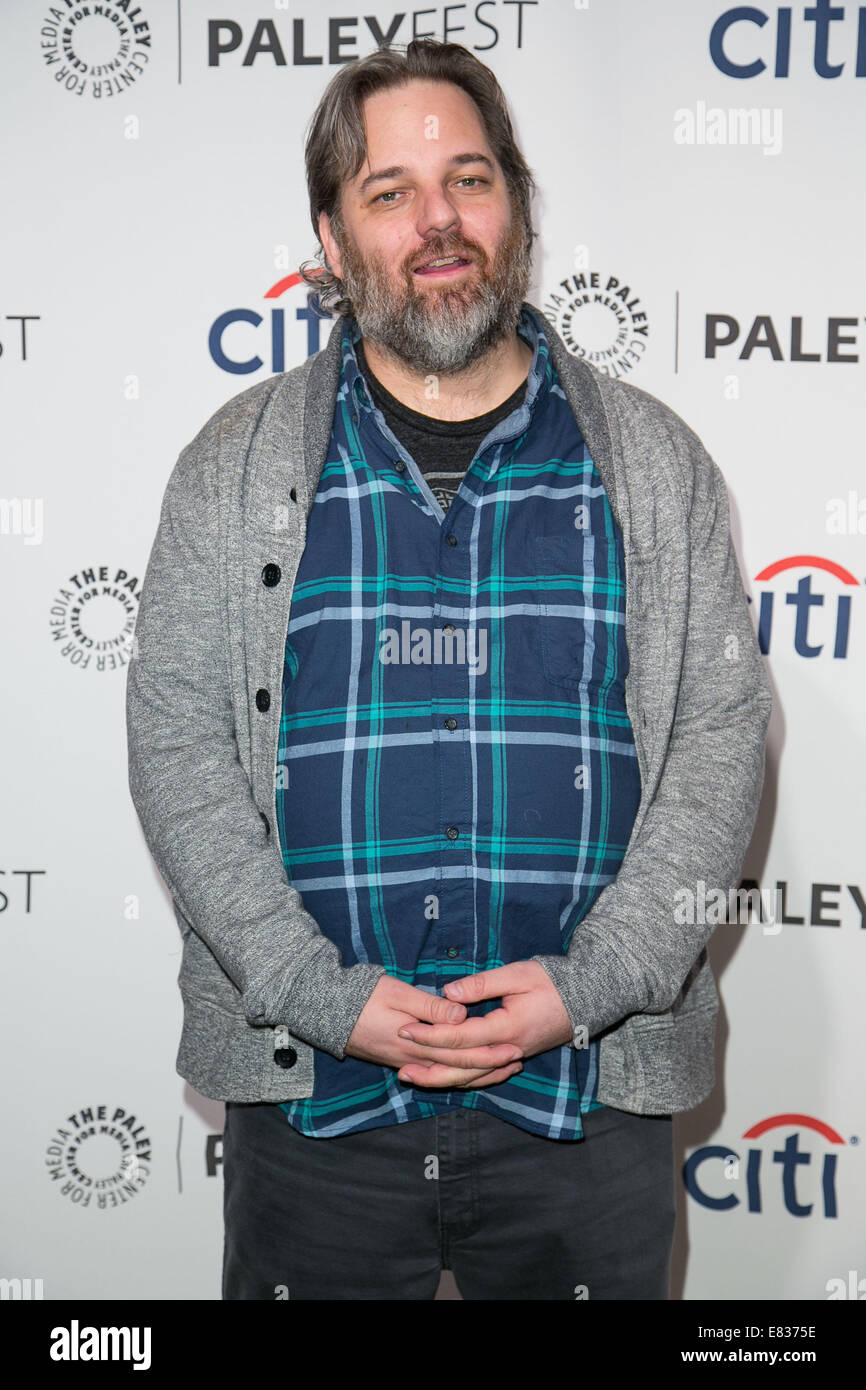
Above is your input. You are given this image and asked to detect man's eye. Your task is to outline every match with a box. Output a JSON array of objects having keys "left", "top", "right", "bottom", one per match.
[{"left": 373, "top": 178, "right": 487, "bottom": 204}]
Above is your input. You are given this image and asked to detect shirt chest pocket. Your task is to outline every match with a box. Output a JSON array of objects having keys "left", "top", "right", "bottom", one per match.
[{"left": 534, "top": 532, "right": 624, "bottom": 694}]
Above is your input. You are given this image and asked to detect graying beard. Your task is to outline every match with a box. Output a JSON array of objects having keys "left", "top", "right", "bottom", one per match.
[
  {"left": 349, "top": 264, "right": 529, "bottom": 375},
  {"left": 359, "top": 289, "right": 504, "bottom": 373}
]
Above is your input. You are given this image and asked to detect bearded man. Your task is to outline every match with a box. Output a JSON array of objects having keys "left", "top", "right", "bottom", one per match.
[{"left": 127, "top": 38, "right": 772, "bottom": 1301}]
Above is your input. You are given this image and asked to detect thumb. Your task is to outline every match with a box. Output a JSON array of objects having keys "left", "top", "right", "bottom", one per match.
[
  {"left": 404, "top": 982, "right": 466, "bottom": 1024},
  {"left": 442, "top": 963, "right": 524, "bottom": 1003}
]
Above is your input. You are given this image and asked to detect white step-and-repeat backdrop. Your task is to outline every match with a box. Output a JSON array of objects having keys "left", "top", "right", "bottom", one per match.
[{"left": 1, "top": 0, "right": 863, "bottom": 1300}]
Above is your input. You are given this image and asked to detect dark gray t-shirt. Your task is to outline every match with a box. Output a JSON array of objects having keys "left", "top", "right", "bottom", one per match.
[{"left": 355, "top": 339, "right": 527, "bottom": 512}]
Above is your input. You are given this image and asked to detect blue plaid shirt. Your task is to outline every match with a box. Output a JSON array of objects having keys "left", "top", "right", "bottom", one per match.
[{"left": 276, "top": 307, "right": 640, "bottom": 1140}]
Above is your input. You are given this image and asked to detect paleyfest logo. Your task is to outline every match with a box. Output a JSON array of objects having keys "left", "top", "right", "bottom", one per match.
[
  {"left": 543, "top": 270, "right": 649, "bottom": 379},
  {"left": 684, "top": 1113, "right": 852, "bottom": 1219},
  {"left": 40, "top": 2, "right": 153, "bottom": 100},
  {"left": 209, "top": 273, "right": 334, "bottom": 374}
]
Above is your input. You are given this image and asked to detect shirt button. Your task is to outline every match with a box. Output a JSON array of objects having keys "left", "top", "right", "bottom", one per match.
[
  {"left": 444, "top": 717, "right": 458, "bottom": 730},
  {"left": 273, "top": 1047, "right": 298, "bottom": 1069},
  {"left": 442, "top": 624, "right": 456, "bottom": 635},
  {"left": 445, "top": 826, "right": 459, "bottom": 841},
  {"left": 445, "top": 533, "right": 458, "bottom": 547},
  {"left": 445, "top": 946, "right": 460, "bottom": 959},
  {"left": 256, "top": 688, "right": 271, "bottom": 712},
  {"left": 262, "top": 563, "right": 282, "bottom": 587},
  {"left": 394, "top": 459, "right": 406, "bottom": 472}
]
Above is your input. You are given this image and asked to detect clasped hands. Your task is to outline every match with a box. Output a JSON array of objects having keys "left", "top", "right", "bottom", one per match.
[{"left": 344, "top": 960, "right": 575, "bottom": 1090}]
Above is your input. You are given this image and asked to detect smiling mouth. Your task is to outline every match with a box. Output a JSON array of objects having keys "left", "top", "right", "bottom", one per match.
[{"left": 412, "top": 254, "right": 473, "bottom": 276}]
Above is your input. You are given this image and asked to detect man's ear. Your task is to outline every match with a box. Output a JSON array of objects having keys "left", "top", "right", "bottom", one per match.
[{"left": 318, "top": 211, "right": 343, "bottom": 279}]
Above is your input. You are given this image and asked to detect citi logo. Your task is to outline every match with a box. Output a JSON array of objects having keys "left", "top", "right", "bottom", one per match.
[
  {"left": 209, "top": 272, "right": 333, "bottom": 374},
  {"left": 50, "top": 1320, "right": 151, "bottom": 1370},
  {"left": 684, "top": 1113, "right": 848, "bottom": 1218},
  {"left": 749, "top": 555, "right": 859, "bottom": 657},
  {"left": 710, "top": 3, "right": 866, "bottom": 79}
]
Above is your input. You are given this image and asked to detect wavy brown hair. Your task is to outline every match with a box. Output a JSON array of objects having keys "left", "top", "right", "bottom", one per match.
[{"left": 299, "top": 39, "right": 536, "bottom": 316}]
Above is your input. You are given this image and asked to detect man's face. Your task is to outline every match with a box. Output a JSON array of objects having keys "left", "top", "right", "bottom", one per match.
[{"left": 319, "top": 78, "right": 531, "bottom": 375}]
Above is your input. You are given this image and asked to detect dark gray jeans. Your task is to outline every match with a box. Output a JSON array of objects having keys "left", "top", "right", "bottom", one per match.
[{"left": 222, "top": 1099, "right": 675, "bottom": 1300}]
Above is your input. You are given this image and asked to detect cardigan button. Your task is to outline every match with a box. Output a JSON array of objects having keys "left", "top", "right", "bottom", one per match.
[
  {"left": 262, "top": 563, "right": 282, "bottom": 587},
  {"left": 256, "top": 688, "right": 271, "bottom": 712},
  {"left": 274, "top": 1047, "right": 298, "bottom": 1069}
]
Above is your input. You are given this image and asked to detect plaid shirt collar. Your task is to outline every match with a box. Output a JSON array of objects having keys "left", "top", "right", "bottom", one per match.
[{"left": 338, "top": 303, "right": 553, "bottom": 434}]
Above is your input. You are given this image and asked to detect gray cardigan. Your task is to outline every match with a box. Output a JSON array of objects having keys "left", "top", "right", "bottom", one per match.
[{"left": 126, "top": 303, "right": 773, "bottom": 1113}]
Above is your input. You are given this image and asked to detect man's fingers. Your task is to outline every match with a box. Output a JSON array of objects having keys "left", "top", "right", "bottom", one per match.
[
  {"left": 397, "top": 1010, "right": 511, "bottom": 1051},
  {"left": 441, "top": 962, "right": 530, "bottom": 1004},
  {"left": 441, "top": 971, "right": 489, "bottom": 1005},
  {"left": 461, "top": 1063, "right": 523, "bottom": 1090},
  {"left": 403, "top": 1061, "right": 523, "bottom": 1089},
  {"left": 402, "top": 1041, "right": 521, "bottom": 1069},
  {"left": 395, "top": 981, "right": 467, "bottom": 1024}
]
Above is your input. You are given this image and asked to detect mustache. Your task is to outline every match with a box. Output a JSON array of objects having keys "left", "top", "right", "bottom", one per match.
[{"left": 406, "top": 237, "right": 487, "bottom": 273}]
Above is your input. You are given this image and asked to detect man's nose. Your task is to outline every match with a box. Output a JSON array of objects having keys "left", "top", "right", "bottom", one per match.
[{"left": 414, "top": 186, "right": 461, "bottom": 239}]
